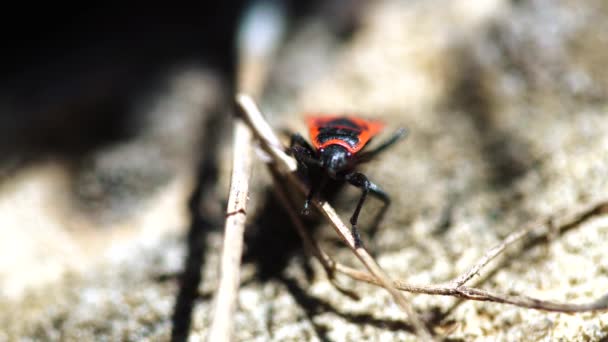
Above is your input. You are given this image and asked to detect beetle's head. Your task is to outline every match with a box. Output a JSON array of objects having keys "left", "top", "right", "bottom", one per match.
[{"left": 319, "top": 144, "right": 352, "bottom": 178}]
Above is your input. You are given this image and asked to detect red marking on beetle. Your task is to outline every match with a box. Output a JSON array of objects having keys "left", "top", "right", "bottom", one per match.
[
  {"left": 305, "top": 115, "right": 385, "bottom": 154},
  {"left": 288, "top": 114, "right": 407, "bottom": 247}
]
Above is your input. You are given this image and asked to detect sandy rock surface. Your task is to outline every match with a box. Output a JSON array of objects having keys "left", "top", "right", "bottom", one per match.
[{"left": 2, "top": 0, "right": 608, "bottom": 341}]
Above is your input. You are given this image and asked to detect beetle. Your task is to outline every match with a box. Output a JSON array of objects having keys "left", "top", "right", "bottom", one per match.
[{"left": 287, "top": 114, "right": 407, "bottom": 247}]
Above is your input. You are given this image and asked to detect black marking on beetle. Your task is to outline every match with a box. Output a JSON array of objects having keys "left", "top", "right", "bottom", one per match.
[
  {"left": 325, "top": 118, "right": 366, "bottom": 129},
  {"left": 290, "top": 117, "right": 407, "bottom": 249},
  {"left": 316, "top": 127, "right": 361, "bottom": 148}
]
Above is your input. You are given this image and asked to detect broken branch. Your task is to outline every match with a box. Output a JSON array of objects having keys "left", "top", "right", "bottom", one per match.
[{"left": 237, "top": 92, "right": 608, "bottom": 321}]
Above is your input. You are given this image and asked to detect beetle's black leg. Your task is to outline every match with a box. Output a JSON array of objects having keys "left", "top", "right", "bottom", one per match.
[
  {"left": 289, "top": 145, "right": 315, "bottom": 166},
  {"left": 302, "top": 176, "right": 317, "bottom": 215},
  {"left": 289, "top": 133, "right": 315, "bottom": 152},
  {"left": 302, "top": 172, "right": 328, "bottom": 215},
  {"left": 344, "top": 172, "right": 391, "bottom": 247},
  {"left": 288, "top": 133, "right": 320, "bottom": 167},
  {"left": 357, "top": 128, "right": 407, "bottom": 163},
  {"left": 288, "top": 144, "right": 316, "bottom": 214},
  {"left": 288, "top": 133, "right": 325, "bottom": 214}
]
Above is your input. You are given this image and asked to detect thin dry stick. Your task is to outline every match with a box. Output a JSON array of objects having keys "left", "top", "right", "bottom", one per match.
[
  {"left": 292, "top": 191, "right": 608, "bottom": 313},
  {"left": 334, "top": 262, "right": 608, "bottom": 312},
  {"left": 452, "top": 200, "right": 608, "bottom": 288},
  {"left": 207, "top": 3, "right": 286, "bottom": 341},
  {"left": 270, "top": 171, "right": 608, "bottom": 314},
  {"left": 284, "top": 175, "right": 608, "bottom": 314},
  {"left": 207, "top": 121, "right": 253, "bottom": 342},
  {"left": 268, "top": 176, "right": 608, "bottom": 313},
  {"left": 451, "top": 226, "right": 531, "bottom": 287},
  {"left": 237, "top": 94, "right": 434, "bottom": 341},
  {"left": 201, "top": 198, "right": 608, "bottom": 314},
  {"left": 452, "top": 200, "right": 608, "bottom": 289},
  {"left": 238, "top": 93, "right": 608, "bottom": 317},
  {"left": 317, "top": 202, "right": 433, "bottom": 340},
  {"left": 268, "top": 166, "right": 359, "bottom": 299}
]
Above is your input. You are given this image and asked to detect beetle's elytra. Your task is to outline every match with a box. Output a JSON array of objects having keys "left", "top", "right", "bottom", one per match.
[{"left": 287, "top": 115, "right": 407, "bottom": 247}]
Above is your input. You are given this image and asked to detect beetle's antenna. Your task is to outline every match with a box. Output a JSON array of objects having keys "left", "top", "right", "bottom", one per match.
[{"left": 357, "top": 127, "right": 408, "bottom": 163}]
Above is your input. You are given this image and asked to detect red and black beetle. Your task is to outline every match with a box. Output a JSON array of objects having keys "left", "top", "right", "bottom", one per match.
[{"left": 287, "top": 115, "right": 407, "bottom": 247}]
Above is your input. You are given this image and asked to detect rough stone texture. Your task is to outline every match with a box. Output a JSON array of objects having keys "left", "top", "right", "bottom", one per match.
[
  {"left": 2, "top": 0, "right": 608, "bottom": 341},
  {"left": 0, "top": 68, "right": 225, "bottom": 340}
]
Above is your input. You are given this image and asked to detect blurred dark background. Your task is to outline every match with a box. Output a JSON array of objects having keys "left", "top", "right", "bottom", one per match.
[
  {"left": 0, "top": 3, "right": 249, "bottom": 162},
  {"left": 0, "top": 1, "right": 360, "bottom": 164}
]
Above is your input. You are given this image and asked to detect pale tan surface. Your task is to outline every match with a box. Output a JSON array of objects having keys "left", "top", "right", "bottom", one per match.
[{"left": 1, "top": 0, "right": 608, "bottom": 341}]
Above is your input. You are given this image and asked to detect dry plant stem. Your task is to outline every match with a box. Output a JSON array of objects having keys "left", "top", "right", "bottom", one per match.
[
  {"left": 266, "top": 182, "right": 608, "bottom": 314},
  {"left": 276, "top": 193, "right": 608, "bottom": 312},
  {"left": 451, "top": 200, "right": 608, "bottom": 288},
  {"left": 451, "top": 226, "right": 530, "bottom": 287},
  {"left": 328, "top": 201, "right": 608, "bottom": 313},
  {"left": 208, "top": 63, "right": 262, "bottom": 342},
  {"left": 261, "top": 183, "right": 608, "bottom": 313},
  {"left": 237, "top": 93, "right": 608, "bottom": 319},
  {"left": 208, "top": 6, "right": 280, "bottom": 340},
  {"left": 237, "top": 94, "right": 434, "bottom": 341},
  {"left": 207, "top": 121, "right": 253, "bottom": 342},
  {"left": 316, "top": 202, "right": 434, "bottom": 341},
  {"left": 268, "top": 168, "right": 333, "bottom": 268},
  {"left": 268, "top": 167, "right": 359, "bottom": 299},
  {"left": 237, "top": 94, "right": 297, "bottom": 173},
  {"left": 334, "top": 260, "right": 608, "bottom": 312}
]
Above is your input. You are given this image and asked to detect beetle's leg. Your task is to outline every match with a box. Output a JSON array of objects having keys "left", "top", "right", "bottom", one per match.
[
  {"left": 301, "top": 173, "right": 328, "bottom": 215},
  {"left": 302, "top": 183, "right": 316, "bottom": 215},
  {"left": 288, "top": 134, "right": 321, "bottom": 167},
  {"left": 289, "top": 145, "right": 315, "bottom": 166},
  {"left": 344, "top": 172, "right": 390, "bottom": 247},
  {"left": 287, "top": 133, "right": 325, "bottom": 214},
  {"left": 357, "top": 128, "right": 407, "bottom": 163},
  {"left": 288, "top": 145, "right": 315, "bottom": 214},
  {"left": 289, "top": 133, "right": 315, "bottom": 152}
]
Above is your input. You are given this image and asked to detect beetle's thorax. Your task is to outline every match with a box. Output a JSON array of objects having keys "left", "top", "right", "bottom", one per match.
[{"left": 318, "top": 144, "right": 353, "bottom": 178}]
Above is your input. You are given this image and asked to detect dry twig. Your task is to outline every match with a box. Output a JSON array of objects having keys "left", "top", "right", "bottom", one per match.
[
  {"left": 207, "top": 121, "right": 253, "bottom": 342},
  {"left": 269, "top": 170, "right": 608, "bottom": 313},
  {"left": 268, "top": 166, "right": 360, "bottom": 299},
  {"left": 452, "top": 200, "right": 608, "bottom": 288},
  {"left": 237, "top": 93, "right": 608, "bottom": 332},
  {"left": 271, "top": 195, "right": 608, "bottom": 313},
  {"left": 207, "top": 2, "right": 286, "bottom": 341},
  {"left": 237, "top": 94, "right": 434, "bottom": 341},
  {"left": 450, "top": 226, "right": 530, "bottom": 287}
]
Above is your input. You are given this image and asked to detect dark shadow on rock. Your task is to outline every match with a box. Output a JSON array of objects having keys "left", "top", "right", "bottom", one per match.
[
  {"left": 243, "top": 174, "right": 421, "bottom": 336},
  {"left": 242, "top": 160, "right": 356, "bottom": 282},
  {"left": 279, "top": 275, "right": 418, "bottom": 338},
  {"left": 286, "top": 0, "right": 369, "bottom": 40},
  {"left": 170, "top": 106, "right": 230, "bottom": 342},
  {"left": 243, "top": 188, "right": 313, "bottom": 282},
  {"left": 445, "top": 45, "right": 533, "bottom": 189}
]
